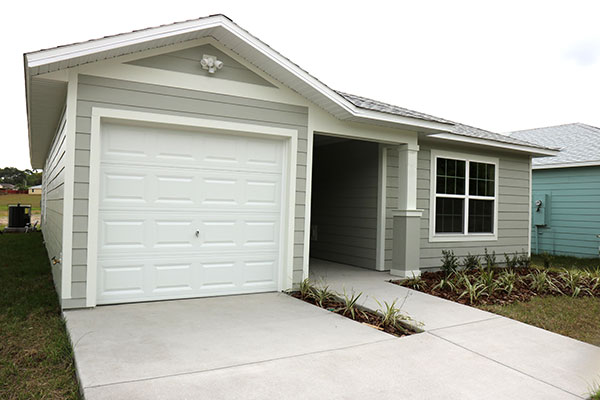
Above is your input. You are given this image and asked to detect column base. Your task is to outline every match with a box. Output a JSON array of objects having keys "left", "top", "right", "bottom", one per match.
[{"left": 390, "top": 269, "right": 421, "bottom": 278}]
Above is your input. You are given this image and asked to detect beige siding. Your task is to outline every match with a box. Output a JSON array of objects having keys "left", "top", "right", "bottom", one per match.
[
  {"left": 67, "top": 74, "right": 308, "bottom": 307},
  {"left": 417, "top": 142, "right": 531, "bottom": 269},
  {"left": 42, "top": 110, "right": 67, "bottom": 295},
  {"left": 310, "top": 140, "right": 378, "bottom": 269}
]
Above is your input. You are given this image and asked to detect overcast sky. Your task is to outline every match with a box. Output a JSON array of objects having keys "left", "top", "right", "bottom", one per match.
[{"left": 2, "top": 0, "right": 599, "bottom": 170}]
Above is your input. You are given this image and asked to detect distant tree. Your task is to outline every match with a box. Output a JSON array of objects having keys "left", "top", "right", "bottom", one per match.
[
  {"left": 0, "top": 167, "right": 43, "bottom": 188},
  {"left": 0, "top": 167, "right": 26, "bottom": 186}
]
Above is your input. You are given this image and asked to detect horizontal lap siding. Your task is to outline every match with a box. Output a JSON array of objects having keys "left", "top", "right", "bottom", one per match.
[
  {"left": 70, "top": 74, "right": 308, "bottom": 307},
  {"left": 532, "top": 166, "right": 600, "bottom": 257},
  {"left": 310, "top": 141, "right": 378, "bottom": 269},
  {"left": 42, "top": 111, "right": 67, "bottom": 297},
  {"left": 418, "top": 145, "right": 531, "bottom": 269}
]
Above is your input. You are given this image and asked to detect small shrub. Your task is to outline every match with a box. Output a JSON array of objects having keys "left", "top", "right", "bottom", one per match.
[
  {"left": 441, "top": 249, "right": 459, "bottom": 275},
  {"left": 517, "top": 250, "right": 531, "bottom": 268},
  {"left": 504, "top": 252, "right": 519, "bottom": 269},
  {"left": 540, "top": 252, "right": 554, "bottom": 268},
  {"left": 483, "top": 248, "right": 497, "bottom": 269},
  {"left": 462, "top": 253, "right": 481, "bottom": 270}
]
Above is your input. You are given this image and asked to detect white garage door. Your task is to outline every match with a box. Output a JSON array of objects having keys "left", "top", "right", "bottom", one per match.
[{"left": 96, "top": 121, "right": 286, "bottom": 304}]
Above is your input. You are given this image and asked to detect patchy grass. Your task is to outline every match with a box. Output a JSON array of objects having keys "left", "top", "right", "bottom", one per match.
[
  {"left": 531, "top": 253, "right": 600, "bottom": 272},
  {"left": 0, "top": 232, "right": 80, "bottom": 399},
  {"left": 0, "top": 193, "right": 41, "bottom": 208},
  {"left": 480, "top": 296, "right": 600, "bottom": 347}
]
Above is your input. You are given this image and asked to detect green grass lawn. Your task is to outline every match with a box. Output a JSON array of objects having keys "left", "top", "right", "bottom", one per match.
[
  {"left": 481, "top": 296, "right": 600, "bottom": 346},
  {"left": 531, "top": 253, "right": 600, "bottom": 272},
  {"left": 0, "top": 232, "right": 80, "bottom": 399}
]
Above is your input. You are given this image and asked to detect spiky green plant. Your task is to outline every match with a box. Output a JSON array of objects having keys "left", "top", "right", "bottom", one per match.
[
  {"left": 477, "top": 268, "right": 498, "bottom": 296},
  {"left": 433, "top": 275, "right": 457, "bottom": 292},
  {"left": 403, "top": 273, "right": 426, "bottom": 291},
  {"left": 336, "top": 289, "right": 365, "bottom": 320},
  {"left": 298, "top": 278, "right": 315, "bottom": 299},
  {"left": 560, "top": 268, "right": 591, "bottom": 298},
  {"left": 311, "top": 284, "right": 337, "bottom": 307},
  {"left": 374, "top": 298, "right": 409, "bottom": 330},
  {"left": 504, "top": 252, "right": 519, "bottom": 269},
  {"left": 497, "top": 269, "right": 517, "bottom": 295},
  {"left": 458, "top": 275, "right": 486, "bottom": 304}
]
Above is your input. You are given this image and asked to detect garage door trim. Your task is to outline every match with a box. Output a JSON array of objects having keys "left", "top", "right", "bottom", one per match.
[{"left": 85, "top": 107, "right": 298, "bottom": 307}]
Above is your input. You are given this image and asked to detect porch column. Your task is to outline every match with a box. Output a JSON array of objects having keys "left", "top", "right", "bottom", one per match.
[{"left": 391, "top": 143, "right": 423, "bottom": 277}]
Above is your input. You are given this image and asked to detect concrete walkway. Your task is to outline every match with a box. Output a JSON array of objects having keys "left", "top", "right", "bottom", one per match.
[
  {"left": 310, "top": 259, "right": 600, "bottom": 399},
  {"left": 63, "top": 260, "right": 600, "bottom": 399}
]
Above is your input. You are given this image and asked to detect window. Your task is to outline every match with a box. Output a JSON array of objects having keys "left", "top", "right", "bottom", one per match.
[{"left": 431, "top": 152, "right": 497, "bottom": 240}]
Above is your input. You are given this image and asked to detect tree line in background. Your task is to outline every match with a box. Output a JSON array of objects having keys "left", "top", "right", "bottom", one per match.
[{"left": 0, "top": 167, "right": 43, "bottom": 189}]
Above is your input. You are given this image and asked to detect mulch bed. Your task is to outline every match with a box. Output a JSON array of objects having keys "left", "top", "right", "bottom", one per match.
[
  {"left": 289, "top": 292, "right": 417, "bottom": 337},
  {"left": 390, "top": 267, "right": 599, "bottom": 307}
]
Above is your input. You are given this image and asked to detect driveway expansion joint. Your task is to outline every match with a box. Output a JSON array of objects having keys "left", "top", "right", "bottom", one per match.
[
  {"left": 426, "top": 331, "right": 585, "bottom": 399},
  {"left": 83, "top": 336, "right": 400, "bottom": 390},
  {"left": 426, "top": 316, "right": 502, "bottom": 332}
]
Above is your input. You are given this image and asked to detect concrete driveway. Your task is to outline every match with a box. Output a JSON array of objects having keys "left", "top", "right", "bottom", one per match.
[{"left": 65, "top": 291, "right": 592, "bottom": 399}]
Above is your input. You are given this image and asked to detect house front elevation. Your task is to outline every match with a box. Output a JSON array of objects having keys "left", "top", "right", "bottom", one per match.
[{"left": 24, "top": 15, "right": 557, "bottom": 309}]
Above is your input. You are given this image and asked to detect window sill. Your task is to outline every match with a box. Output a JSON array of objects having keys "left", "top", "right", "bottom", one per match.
[{"left": 428, "top": 233, "right": 498, "bottom": 243}]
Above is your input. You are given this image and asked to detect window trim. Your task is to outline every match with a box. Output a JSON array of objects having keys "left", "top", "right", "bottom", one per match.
[{"left": 428, "top": 149, "right": 499, "bottom": 242}]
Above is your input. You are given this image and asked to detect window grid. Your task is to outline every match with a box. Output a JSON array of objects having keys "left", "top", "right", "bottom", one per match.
[{"left": 434, "top": 156, "right": 496, "bottom": 235}]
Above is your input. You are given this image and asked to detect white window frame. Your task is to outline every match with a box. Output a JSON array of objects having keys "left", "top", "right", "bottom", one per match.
[{"left": 429, "top": 149, "right": 499, "bottom": 242}]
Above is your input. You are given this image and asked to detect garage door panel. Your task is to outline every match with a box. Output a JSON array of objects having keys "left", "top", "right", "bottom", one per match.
[
  {"left": 99, "top": 166, "right": 281, "bottom": 211},
  {"left": 97, "top": 121, "right": 285, "bottom": 304},
  {"left": 102, "top": 122, "right": 283, "bottom": 173}
]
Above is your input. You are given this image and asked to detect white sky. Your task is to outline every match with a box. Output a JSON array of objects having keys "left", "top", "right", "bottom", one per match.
[{"left": 2, "top": 0, "right": 599, "bottom": 170}]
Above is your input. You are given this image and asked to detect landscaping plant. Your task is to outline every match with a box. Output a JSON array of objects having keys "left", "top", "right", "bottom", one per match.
[
  {"left": 337, "top": 289, "right": 365, "bottom": 320},
  {"left": 462, "top": 253, "right": 481, "bottom": 270},
  {"left": 441, "top": 249, "right": 459, "bottom": 275}
]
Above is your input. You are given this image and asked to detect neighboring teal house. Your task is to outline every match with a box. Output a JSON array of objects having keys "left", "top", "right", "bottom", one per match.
[{"left": 511, "top": 123, "right": 600, "bottom": 258}]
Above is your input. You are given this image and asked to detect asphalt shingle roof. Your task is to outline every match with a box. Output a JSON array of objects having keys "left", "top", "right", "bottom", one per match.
[
  {"left": 338, "top": 92, "right": 550, "bottom": 150},
  {"left": 510, "top": 123, "right": 600, "bottom": 167}
]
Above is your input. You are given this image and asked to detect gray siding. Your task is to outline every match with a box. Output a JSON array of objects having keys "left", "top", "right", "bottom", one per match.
[
  {"left": 42, "top": 110, "right": 67, "bottom": 296},
  {"left": 310, "top": 140, "right": 378, "bottom": 269},
  {"left": 384, "top": 147, "right": 399, "bottom": 270},
  {"left": 417, "top": 143, "right": 531, "bottom": 268},
  {"left": 127, "top": 44, "right": 275, "bottom": 87},
  {"left": 68, "top": 74, "right": 308, "bottom": 307}
]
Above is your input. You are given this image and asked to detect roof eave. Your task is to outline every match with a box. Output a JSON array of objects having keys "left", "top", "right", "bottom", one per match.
[
  {"left": 533, "top": 160, "right": 600, "bottom": 170},
  {"left": 426, "top": 132, "right": 559, "bottom": 157}
]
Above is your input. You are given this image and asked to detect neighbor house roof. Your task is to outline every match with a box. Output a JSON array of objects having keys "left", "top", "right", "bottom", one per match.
[
  {"left": 23, "top": 14, "right": 558, "bottom": 168},
  {"left": 510, "top": 123, "right": 600, "bottom": 169}
]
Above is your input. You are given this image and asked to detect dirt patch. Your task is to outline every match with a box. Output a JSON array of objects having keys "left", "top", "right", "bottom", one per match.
[{"left": 289, "top": 292, "right": 417, "bottom": 337}]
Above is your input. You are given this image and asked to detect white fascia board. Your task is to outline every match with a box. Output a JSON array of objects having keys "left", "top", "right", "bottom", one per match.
[
  {"left": 25, "top": 16, "right": 453, "bottom": 133},
  {"left": 427, "top": 132, "right": 559, "bottom": 157},
  {"left": 25, "top": 16, "right": 226, "bottom": 68},
  {"left": 532, "top": 160, "right": 600, "bottom": 170}
]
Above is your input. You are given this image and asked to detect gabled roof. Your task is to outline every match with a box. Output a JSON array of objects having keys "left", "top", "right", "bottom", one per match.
[
  {"left": 24, "top": 14, "right": 558, "bottom": 168},
  {"left": 510, "top": 123, "right": 600, "bottom": 169}
]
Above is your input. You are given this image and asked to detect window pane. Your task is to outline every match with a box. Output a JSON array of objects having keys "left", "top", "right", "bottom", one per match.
[
  {"left": 436, "top": 158, "right": 466, "bottom": 195},
  {"left": 436, "top": 197, "right": 464, "bottom": 233},
  {"left": 468, "top": 199, "right": 494, "bottom": 233},
  {"left": 469, "top": 162, "right": 495, "bottom": 196}
]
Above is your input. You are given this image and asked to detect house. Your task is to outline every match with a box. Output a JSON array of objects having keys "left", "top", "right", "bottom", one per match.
[
  {"left": 23, "top": 15, "right": 557, "bottom": 309},
  {"left": 28, "top": 184, "right": 42, "bottom": 195},
  {"left": 0, "top": 183, "right": 19, "bottom": 194},
  {"left": 511, "top": 123, "right": 600, "bottom": 258}
]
